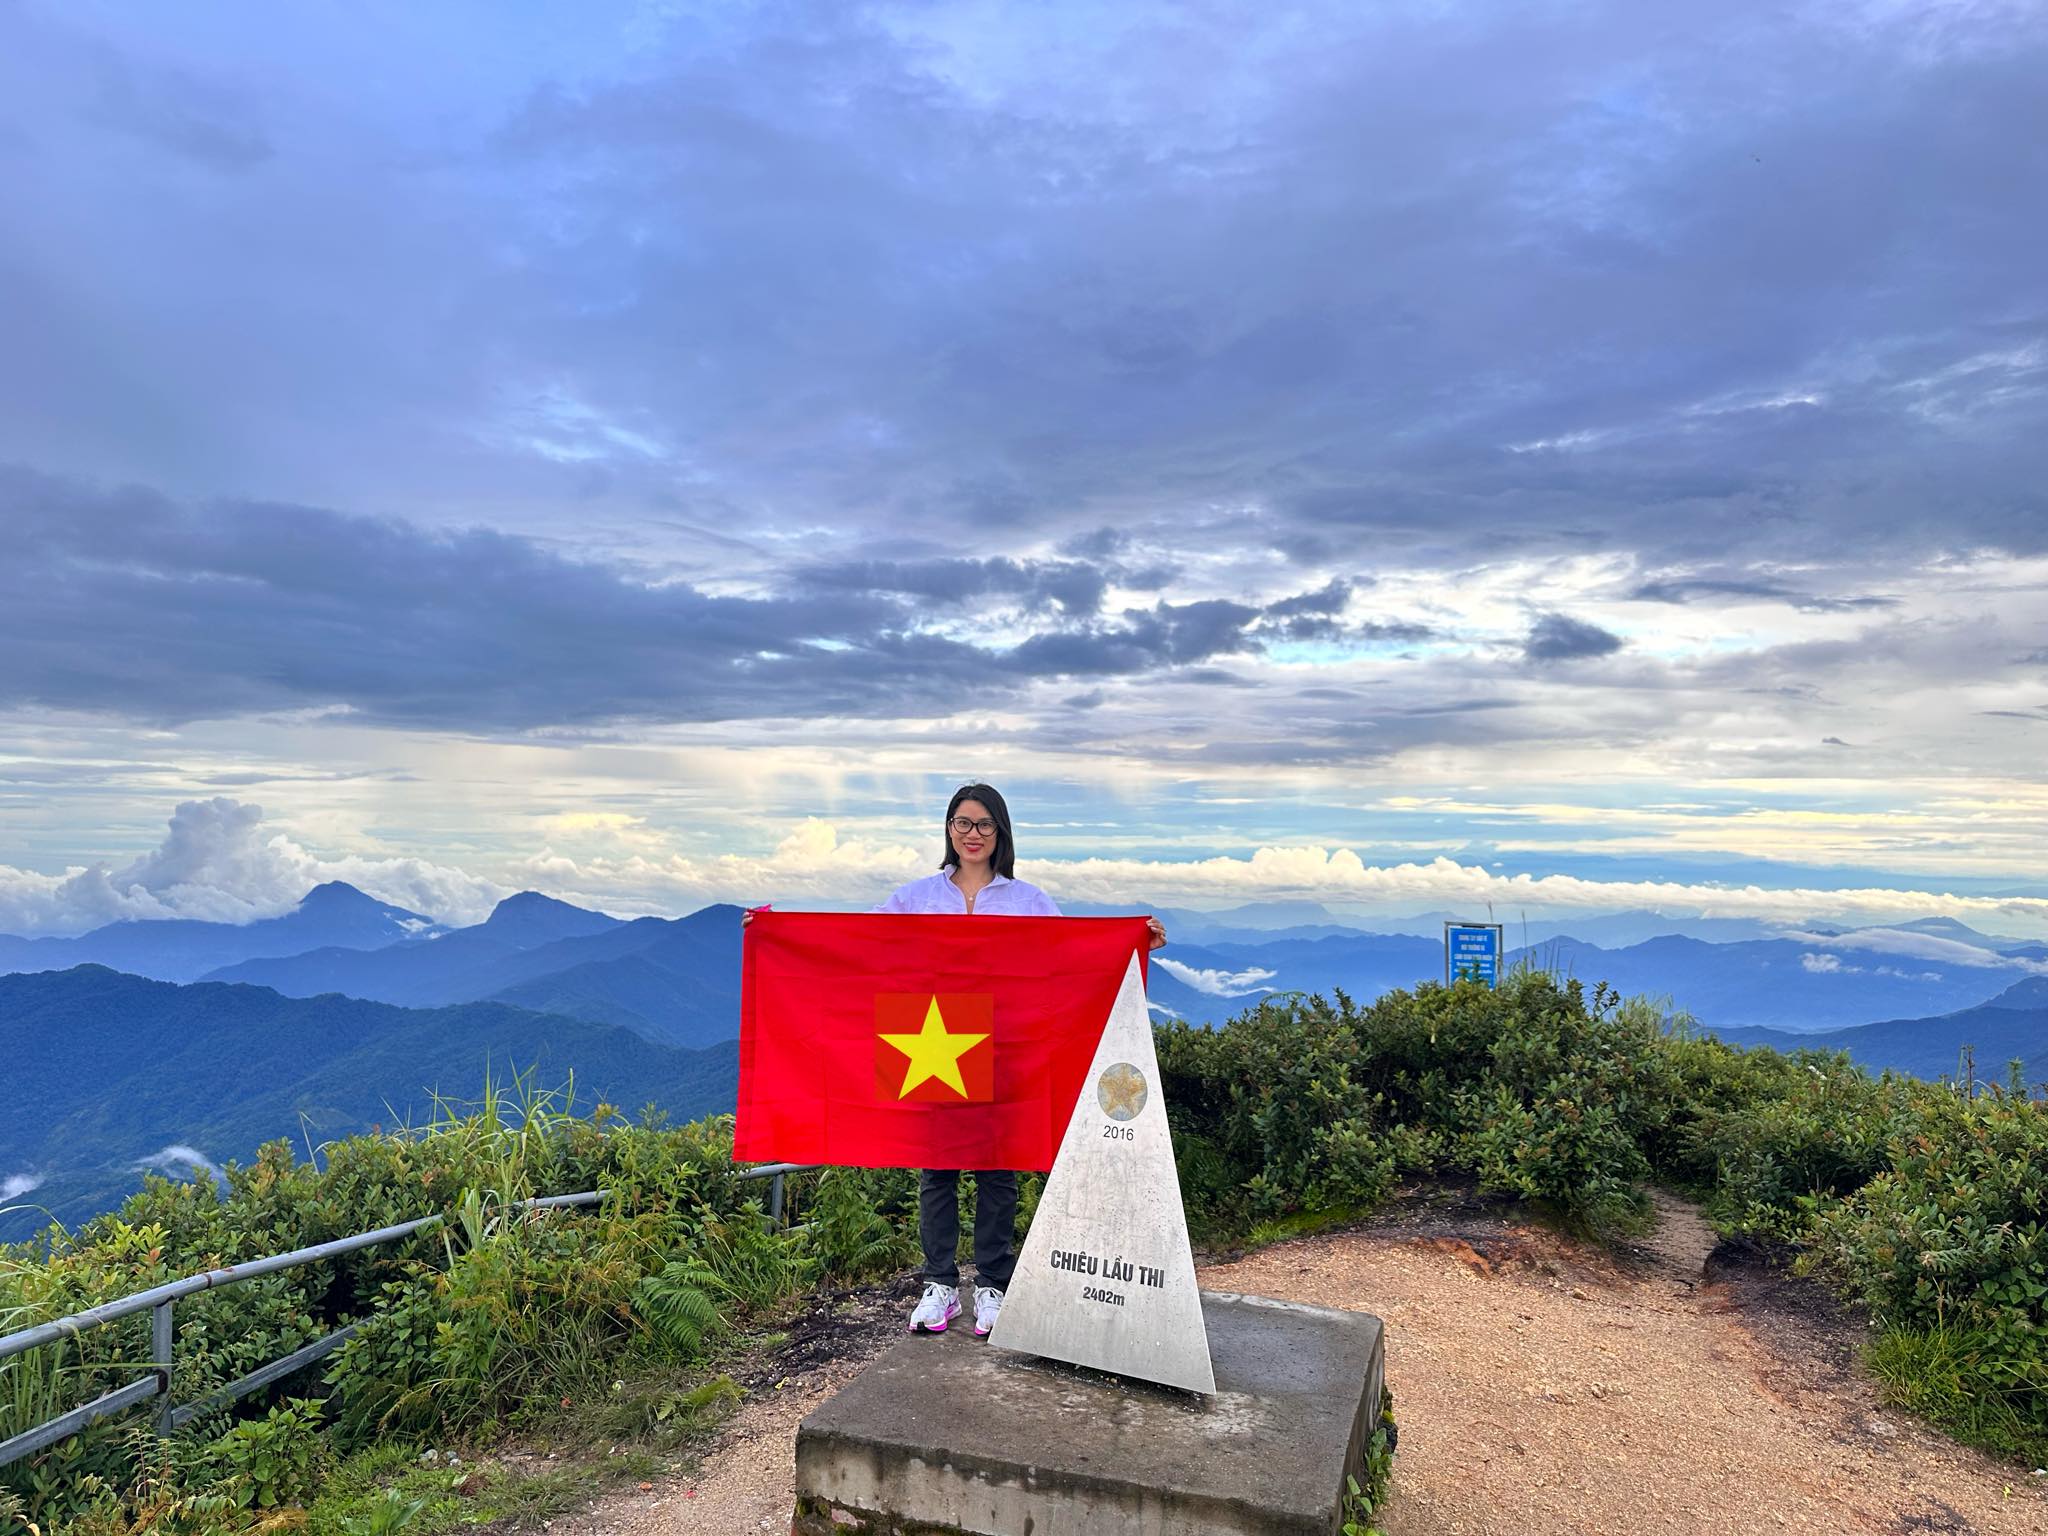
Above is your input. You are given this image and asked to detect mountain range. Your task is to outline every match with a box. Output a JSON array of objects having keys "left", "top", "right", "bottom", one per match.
[
  {"left": 0, "top": 964, "right": 737, "bottom": 1241},
  {"left": 8, "top": 884, "right": 2042, "bottom": 1042},
  {"left": 1713, "top": 976, "right": 2048, "bottom": 1084},
  {"left": 1135, "top": 926, "right": 2041, "bottom": 1032},
  {"left": 202, "top": 897, "right": 743, "bottom": 1051},
  {"left": 6, "top": 881, "right": 2044, "bottom": 1239},
  {"left": 0, "top": 881, "right": 447, "bottom": 982}
]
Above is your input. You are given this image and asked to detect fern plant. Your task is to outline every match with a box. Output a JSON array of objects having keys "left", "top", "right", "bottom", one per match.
[{"left": 631, "top": 1262, "right": 725, "bottom": 1358}]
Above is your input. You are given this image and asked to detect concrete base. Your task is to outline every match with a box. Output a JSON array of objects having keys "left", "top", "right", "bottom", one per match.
[{"left": 792, "top": 1290, "right": 1386, "bottom": 1536}]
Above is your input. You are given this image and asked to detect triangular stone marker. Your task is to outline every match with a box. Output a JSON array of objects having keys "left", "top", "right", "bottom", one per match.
[{"left": 989, "top": 952, "right": 1215, "bottom": 1394}]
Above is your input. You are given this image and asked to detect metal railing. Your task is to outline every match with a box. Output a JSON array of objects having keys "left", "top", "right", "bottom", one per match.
[
  {"left": 734, "top": 1162, "right": 820, "bottom": 1224},
  {"left": 0, "top": 1190, "right": 605, "bottom": 1469}
]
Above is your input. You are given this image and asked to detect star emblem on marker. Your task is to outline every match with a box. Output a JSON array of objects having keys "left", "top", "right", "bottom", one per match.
[
  {"left": 1097, "top": 1061, "right": 1147, "bottom": 1121},
  {"left": 878, "top": 996, "right": 990, "bottom": 1100}
]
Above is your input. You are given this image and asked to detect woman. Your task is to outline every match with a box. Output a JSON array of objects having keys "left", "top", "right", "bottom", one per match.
[
  {"left": 752, "top": 782, "right": 1165, "bottom": 1338},
  {"left": 879, "top": 782, "right": 1167, "bottom": 1337}
]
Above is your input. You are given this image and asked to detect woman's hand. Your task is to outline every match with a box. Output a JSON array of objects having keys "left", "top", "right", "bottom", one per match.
[{"left": 1146, "top": 916, "right": 1167, "bottom": 950}]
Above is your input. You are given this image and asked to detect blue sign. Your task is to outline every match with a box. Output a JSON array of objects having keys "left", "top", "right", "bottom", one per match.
[{"left": 1445, "top": 923, "right": 1504, "bottom": 988}]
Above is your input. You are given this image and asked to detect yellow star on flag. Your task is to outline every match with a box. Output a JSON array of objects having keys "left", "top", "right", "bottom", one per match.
[{"left": 879, "top": 996, "right": 990, "bottom": 1100}]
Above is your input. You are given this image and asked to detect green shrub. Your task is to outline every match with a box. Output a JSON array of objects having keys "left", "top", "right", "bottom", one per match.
[
  {"left": 1654, "top": 1042, "right": 1910, "bottom": 1240},
  {"left": 1161, "top": 971, "right": 2047, "bottom": 1459},
  {"left": 2, "top": 1091, "right": 762, "bottom": 1527},
  {"left": 1809, "top": 1088, "right": 2047, "bottom": 1341},
  {"left": 664, "top": 1204, "right": 803, "bottom": 1316},
  {"left": 427, "top": 1209, "right": 651, "bottom": 1429},
  {"left": 1162, "top": 973, "right": 1676, "bottom": 1235},
  {"left": 799, "top": 1168, "right": 917, "bottom": 1283},
  {"left": 1157, "top": 991, "right": 1435, "bottom": 1228},
  {"left": 1426, "top": 982, "right": 1675, "bottom": 1231},
  {"left": 324, "top": 1275, "right": 444, "bottom": 1449},
  {"left": 211, "top": 1397, "right": 326, "bottom": 1510}
]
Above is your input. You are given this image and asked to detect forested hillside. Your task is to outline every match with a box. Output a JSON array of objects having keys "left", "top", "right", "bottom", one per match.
[{"left": 0, "top": 966, "right": 737, "bottom": 1238}]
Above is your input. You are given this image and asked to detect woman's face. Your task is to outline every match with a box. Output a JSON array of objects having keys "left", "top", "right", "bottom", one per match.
[{"left": 949, "top": 799, "right": 997, "bottom": 869}]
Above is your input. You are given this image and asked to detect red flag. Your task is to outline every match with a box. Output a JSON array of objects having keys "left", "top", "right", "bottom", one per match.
[{"left": 736, "top": 912, "right": 1151, "bottom": 1170}]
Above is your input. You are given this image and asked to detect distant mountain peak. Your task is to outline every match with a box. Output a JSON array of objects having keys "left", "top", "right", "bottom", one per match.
[
  {"left": 479, "top": 891, "right": 621, "bottom": 947},
  {"left": 1889, "top": 917, "right": 1991, "bottom": 941},
  {"left": 488, "top": 890, "right": 581, "bottom": 916},
  {"left": 299, "top": 880, "right": 375, "bottom": 908},
  {"left": 1987, "top": 975, "right": 2048, "bottom": 1010}
]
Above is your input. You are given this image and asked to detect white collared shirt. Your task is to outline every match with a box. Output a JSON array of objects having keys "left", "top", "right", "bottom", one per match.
[{"left": 874, "top": 868, "right": 1061, "bottom": 916}]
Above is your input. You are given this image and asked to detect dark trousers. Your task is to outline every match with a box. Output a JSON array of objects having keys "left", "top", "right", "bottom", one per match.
[{"left": 918, "top": 1169, "right": 1017, "bottom": 1289}]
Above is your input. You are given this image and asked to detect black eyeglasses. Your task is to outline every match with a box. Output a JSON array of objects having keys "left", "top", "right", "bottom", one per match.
[{"left": 950, "top": 816, "right": 997, "bottom": 837}]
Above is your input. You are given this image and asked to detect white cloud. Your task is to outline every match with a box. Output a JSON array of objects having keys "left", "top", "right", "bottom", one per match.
[
  {"left": 0, "top": 798, "right": 506, "bottom": 936},
  {"left": 1, "top": 1173, "right": 43, "bottom": 1202},
  {"left": 1785, "top": 926, "right": 2048, "bottom": 972},
  {"left": 1153, "top": 958, "right": 1279, "bottom": 997},
  {"left": 134, "top": 1145, "right": 225, "bottom": 1186},
  {"left": 11, "top": 808, "right": 2048, "bottom": 950},
  {"left": 502, "top": 817, "right": 928, "bottom": 917},
  {"left": 1800, "top": 952, "right": 1851, "bottom": 973},
  {"left": 1034, "top": 849, "right": 2048, "bottom": 937}
]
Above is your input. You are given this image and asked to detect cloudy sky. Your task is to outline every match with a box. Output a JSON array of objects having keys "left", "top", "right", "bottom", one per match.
[{"left": 2, "top": 0, "right": 2046, "bottom": 938}]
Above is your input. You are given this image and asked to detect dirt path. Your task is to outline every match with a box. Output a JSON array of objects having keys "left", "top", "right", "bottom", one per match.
[
  {"left": 1210, "top": 1189, "right": 2044, "bottom": 1536},
  {"left": 557, "top": 1197, "right": 2047, "bottom": 1534}
]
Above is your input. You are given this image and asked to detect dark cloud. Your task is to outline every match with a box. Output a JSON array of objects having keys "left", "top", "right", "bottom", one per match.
[
  {"left": 1794, "top": 595, "right": 1899, "bottom": 614},
  {"left": 1255, "top": 578, "right": 1352, "bottom": 639},
  {"left": 0, "top": 0, "right": 2041, "bottom": 583},
  {"left": 1356, "top": 620, "right": 1436, "bottom": 642},
  {"left": 1524, "top": 613, "right": 1625, "bottom": 663},
  {"left": 1262, "top": 613, "right": 1343, "bottom": 641},
  {"left": 1630, "top": 576, "right": 1798, "bottom": 604},
  {"left": 1630, "top": 574, "right": 1898, "bottom": 612},
  {"left": 86, "top": 51, "right": 274, "bottom": 170},
  {"left": 1116, "top": 563, "right": 1181, "bottom": 591},
  {"left": 1263, "top": 578, "right": 1352, "bottom": 619},
  {"left": 797, "top": 557, "right": 1107, "bottom": 614},
  {"left": 0, "top": 0, "right": 2044, "bottom": 787},
  {"left": 1250, "top": 579, "right": 1439, "bottom": 644},
  {"left": 0, "top": 468, "right": 1277, "bottom": 729},
  {"left": 1058, "top": 528, "right": 1129, "bottom": 560},
  {"left": 1003, "top": 599, "right": 1261, "bottom": 678},
  {"left": 1398, "top": 698, "right": 1520, "bottom": 717}
]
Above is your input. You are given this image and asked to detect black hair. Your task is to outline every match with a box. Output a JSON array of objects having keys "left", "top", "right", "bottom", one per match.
[{"left": 942, "top": 782, "right": 1016, "bottom": 879}]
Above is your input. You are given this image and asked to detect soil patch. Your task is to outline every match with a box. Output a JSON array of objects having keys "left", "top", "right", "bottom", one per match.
[
  {"left": 549, "top": 1194, "right": 2048, "bottom": 1535},
  {"left": 1209, "top": 1192, "right": 2044, "bottom": 1536}
]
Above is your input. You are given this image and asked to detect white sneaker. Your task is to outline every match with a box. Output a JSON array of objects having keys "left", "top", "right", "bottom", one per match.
[
  {"left": 909, "top": 1282, "right": 961, "bottom": 1334},
  {"left": 973, "top": 1285, "right": 1003, "bottom": 1337}
]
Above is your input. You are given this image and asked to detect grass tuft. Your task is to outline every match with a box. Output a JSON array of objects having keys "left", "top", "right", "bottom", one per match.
[{"left": 1867, "top": 1325, "right": 2048, "bottom": 1466}]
